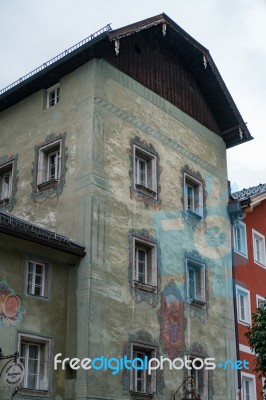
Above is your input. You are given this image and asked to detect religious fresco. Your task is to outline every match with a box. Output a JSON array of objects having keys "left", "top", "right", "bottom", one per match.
[
  {"left": 161, "top": 281, "right": 185, "bottom": 359},
  {"left": 0, "top": 281, "right": 24, "bottom": 327}
]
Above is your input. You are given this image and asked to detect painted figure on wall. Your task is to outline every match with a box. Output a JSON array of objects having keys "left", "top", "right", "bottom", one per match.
[
  {"left": 0, "top": 281, "right": 24, "bottom": 327},
  {"left": 162, "top": 281, "right": 185, "bottom": 359}
]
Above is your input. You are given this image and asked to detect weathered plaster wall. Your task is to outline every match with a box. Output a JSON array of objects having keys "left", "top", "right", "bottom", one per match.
[
  {"left": 0, "top": 56, "right": 237, "bottom": 399},
  {"left": 82, "top": 59, "right": 236, "bottom": 400},
  {"left": 0, "top": 237, "right": 71, "bottom": 400}
]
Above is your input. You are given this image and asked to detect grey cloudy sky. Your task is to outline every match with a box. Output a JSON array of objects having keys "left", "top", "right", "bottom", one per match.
[{"left": 1, "top": 0, "right": 265, "bottom": 192}]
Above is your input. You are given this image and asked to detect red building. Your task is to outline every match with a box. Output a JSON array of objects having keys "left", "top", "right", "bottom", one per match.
[{"left": 230, "top": 184, "right": 266, "bottom": 400}]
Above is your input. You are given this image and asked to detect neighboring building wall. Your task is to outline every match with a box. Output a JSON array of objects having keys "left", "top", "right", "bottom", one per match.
[
  {"left": 0, "top": 55, "right": 237, "bottom": 399},
  {"left": 0, "top": 233, "right": 75, "bottom": 400},
  {"left": 233, "top": 198, "right": 266, "bottom": 400}
]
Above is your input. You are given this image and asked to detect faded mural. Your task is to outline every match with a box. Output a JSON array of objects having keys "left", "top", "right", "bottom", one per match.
[
  {"left": 161, "top": 281, "right": 185, "bottom": 359},
  {"left": 0, "top": 281, "right": 24, "bottom": 327}
]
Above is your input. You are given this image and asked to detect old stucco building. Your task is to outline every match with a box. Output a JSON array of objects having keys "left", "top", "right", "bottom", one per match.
[{"left": 0, "top": 14, "right": 252, "bottom": 400}]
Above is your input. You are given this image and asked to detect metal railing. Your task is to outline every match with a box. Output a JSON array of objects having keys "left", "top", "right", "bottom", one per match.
[{"left": 0, "top": 23, "right": 112, "bottom": 96}]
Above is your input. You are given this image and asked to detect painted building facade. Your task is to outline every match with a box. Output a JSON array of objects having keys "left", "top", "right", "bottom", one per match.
[
  {"left": 231, "top": 184, "right": 266, "bottom": 400},
  {"left": 0, "top": 14, "right": 252, "bottom": 400}
]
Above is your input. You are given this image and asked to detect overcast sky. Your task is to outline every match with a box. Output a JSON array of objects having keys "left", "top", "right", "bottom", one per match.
[{"left": 0, "top": 0, "right": 265, "bottom": 192}]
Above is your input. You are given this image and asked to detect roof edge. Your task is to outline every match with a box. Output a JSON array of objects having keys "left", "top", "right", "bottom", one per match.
[{"left": 0, "top": 212, "right": 86, "bottom": 257}]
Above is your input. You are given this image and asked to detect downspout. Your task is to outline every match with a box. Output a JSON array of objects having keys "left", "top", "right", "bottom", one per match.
[{"left": 228, "top": 197, "right": 242, "bottom": 396}]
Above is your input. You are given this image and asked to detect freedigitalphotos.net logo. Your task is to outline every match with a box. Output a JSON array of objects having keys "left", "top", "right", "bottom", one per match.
[{"left": 54, "top": 354, "right": 249, "bottom": 375}]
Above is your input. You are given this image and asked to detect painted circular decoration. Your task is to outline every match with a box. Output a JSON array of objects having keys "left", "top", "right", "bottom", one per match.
[
  {"left": 3, "top": 360, "right": 24, "bottom": 387},
  {"left": 2, "top": 294, "right": 21, "bottom": 318}
]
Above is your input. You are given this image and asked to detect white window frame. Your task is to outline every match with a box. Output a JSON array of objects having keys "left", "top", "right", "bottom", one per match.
[
  {"left": 130, "top": 343, "right": 156, "bottom": 395},
  {"left": 233, "top": 221, "right": 248, "bottom": 257},
  {"left": 132, "top": 237, "right": 157, "bottom": 292},
  {"left": 0, "top": 161, "right": 13, "bottom": 202},
  {"left": 46, "top": 83, "right": 60, "bottom": 108},
  {"left": 184, "top": 173, "right": 203, "bottom": 217},
  {"left": 256, "top": 294, "right": 266, "bottom": 309},
  {"left": 133, "top": 144, "right": 157, "bottom": 197},
  {"left": 262, "top": 377, "right": 266, "bottom": 399},
  {"left": 37, "top": 140, "right": 62, "bottom": 187},
  {"left": 27, "top": 260, "right": 50, "bottom": 299},
  {"left": 18, "top": 333, "right": 51, "bottom": 394},
  {"left": 188, "top": 356, "right": 208, "bottom": 399},
  {"left": 252, "top": 229, "right": 266, "bottom": 266},
  {"left": 241, "top": 372, "right": 256, "bottom": 400},
  {"left": 186, "top": 259, "right": 206, "bottom": 305},
  {"left": 236, "top": 285, "right": 251, "bottom": 325}
]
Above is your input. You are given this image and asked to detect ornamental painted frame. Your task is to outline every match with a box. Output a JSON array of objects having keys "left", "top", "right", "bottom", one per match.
[{"left": 31, "top": 132, "right": 68, "bottom": 202}]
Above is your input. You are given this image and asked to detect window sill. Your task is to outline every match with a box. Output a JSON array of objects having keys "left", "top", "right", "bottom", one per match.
[
  {"left": 133, "top": 281, "right": 157, "bottom": 293},
  {"left": 37, "top": 179, "right": 59, "bottom": 191},
  {"left": 234, "top": 249, "right": 248, "bottom": 259},
  {"left": 130, "top": 391, "right": 155, "bottom": 399},
  {"left": 27, "top": 292, "right": 50, "bottom": 301},
  {"left": 188, "top": 298, "right": 206, "bottom": 307},
  {"left": 19, "top": 388, "right": 49, "bottom": 397},
  {"left": 0, "top": 198, "right": 10, "bottom": 206},
  {"left": 135, "top": 184, "right": 157, "bottom": 199},
  {"left": 238, "top": 319, "right": 251, "bottom": 327},
  {"left": 254, "top": 260, "right": 266, "bottom": 268},
  {"left": 185, "top": 210, "right": 202, "bottom": 220}
]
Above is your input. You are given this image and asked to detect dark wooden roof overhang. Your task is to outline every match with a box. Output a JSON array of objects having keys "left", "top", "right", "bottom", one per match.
[
  {"left": 0, "top": 14, "right": 253, "bottom": 148},
  {"left": 108, "top": 14, "right": 253, "bottom": 148},
  {"left": 0, "top": 211, "right": 86, "bottom": 257}
]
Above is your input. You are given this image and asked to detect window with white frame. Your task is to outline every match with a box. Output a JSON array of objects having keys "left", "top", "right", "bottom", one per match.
[
  {"left": 46, "top": 83, "right": 60, "bottom": 108},
  {"left": 188, "top": 357, "right": 208, "bottom": 399},
  {"left": 133, "top": 237, "right": 157, "bottom": 291},
  {"left": 0, "top": 162, "right": 13, "bottom": 202},
  {"left": 233, "top": 221, "right": 248, "bottom": 257},
  {"left": 184, "top": 173, "right": 203, "bottom": 217},
  {"left": 27, "top": 260, "right": 50, "bottom": 298},
  {"left": 37, "top": 140, "right": 61, "bottom": 189},
  {"left": 256, "top": 295, "right": 266, "bottom": 309},
  {"left": 130, "top": 343, "right": 156, "bottom": 395},
  {"left": 133, "top": 144, "right": 157, "bottom": 198},
  {"left": 252, "top": 229, "right": 266, "bottom": 266},
  {"left": 236, "top": 285, "right": 251, "bottom": 325},
  {"left": 18, "top": 333, "right": 51, "bottom": 393},
  {"left": 186, "top": 260, "right": 205, "bottom": 305},
  {"left": 241, "top": 373, "right": 256, "bottom": 400}
]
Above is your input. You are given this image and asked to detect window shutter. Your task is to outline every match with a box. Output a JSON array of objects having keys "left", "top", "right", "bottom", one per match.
[
  {"left": 134, "top": 156, "right": 138, "bottom": 185},
  {"left": 151, "top": 158, "right": 157, "bottom": 192},
  {"left": 151, "top": 247, "right": 157, "bottom": 287},
  {"left": 57, "top": 149, "right": 61, "bottom": 179},
  {"left": 147, "top": 249, "right": 153, "bottom": 285},
  {"left": 147, "top": 159, "right": 152, "bottom": 190},
  {"left": 150, "top": 350, "right": 156, "bottom": 394},
  {"left": 129, "top": 364, "right": 134, "bottom": 392},
  {"left": 37, "top": 151, "right": 44, "bottom": 183}
]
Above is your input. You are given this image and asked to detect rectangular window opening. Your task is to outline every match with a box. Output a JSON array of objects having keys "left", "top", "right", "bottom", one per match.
[
  {"left": 27, "top": 260, "right": 50, "bottom": 299},
  {"left": 186, "top": 260, "right": 205, "bottom": 305},
  {"left": 184, "top": 174, "right": 203, "bottom": 218},
  {"left": 130, "top": 343, "right": 156, "bottom": 396},
  {"left": 133, "top": 144, "right": 157, "bottom": 199},
  {"left": 18, "top": 333, "right": 51, "bottom": 394},
  {"left": 133, "top": 237, "right": 157, "bottom": 292},
  {"left": 46, "top": 84, "right": 60, "bottom": 108},
  {"left": 0, "top": 162, "right": 13, "bottom": 203}
]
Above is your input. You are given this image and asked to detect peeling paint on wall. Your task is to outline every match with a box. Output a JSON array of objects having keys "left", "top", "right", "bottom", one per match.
[{"left": 0, "top": 281, "right": 25, "bottom": 327}]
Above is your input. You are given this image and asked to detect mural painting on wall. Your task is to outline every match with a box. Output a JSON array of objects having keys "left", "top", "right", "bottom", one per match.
[
  {"left": 0, "top": 281, "right": 25, "bottom": 327},
  {"left": 161, "top": 280, "right": 185, "bottom": 359}
]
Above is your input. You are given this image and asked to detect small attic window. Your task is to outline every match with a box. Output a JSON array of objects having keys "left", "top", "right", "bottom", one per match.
[{"left": 46, "top": 83, "right": 60, "bottom": 108}]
